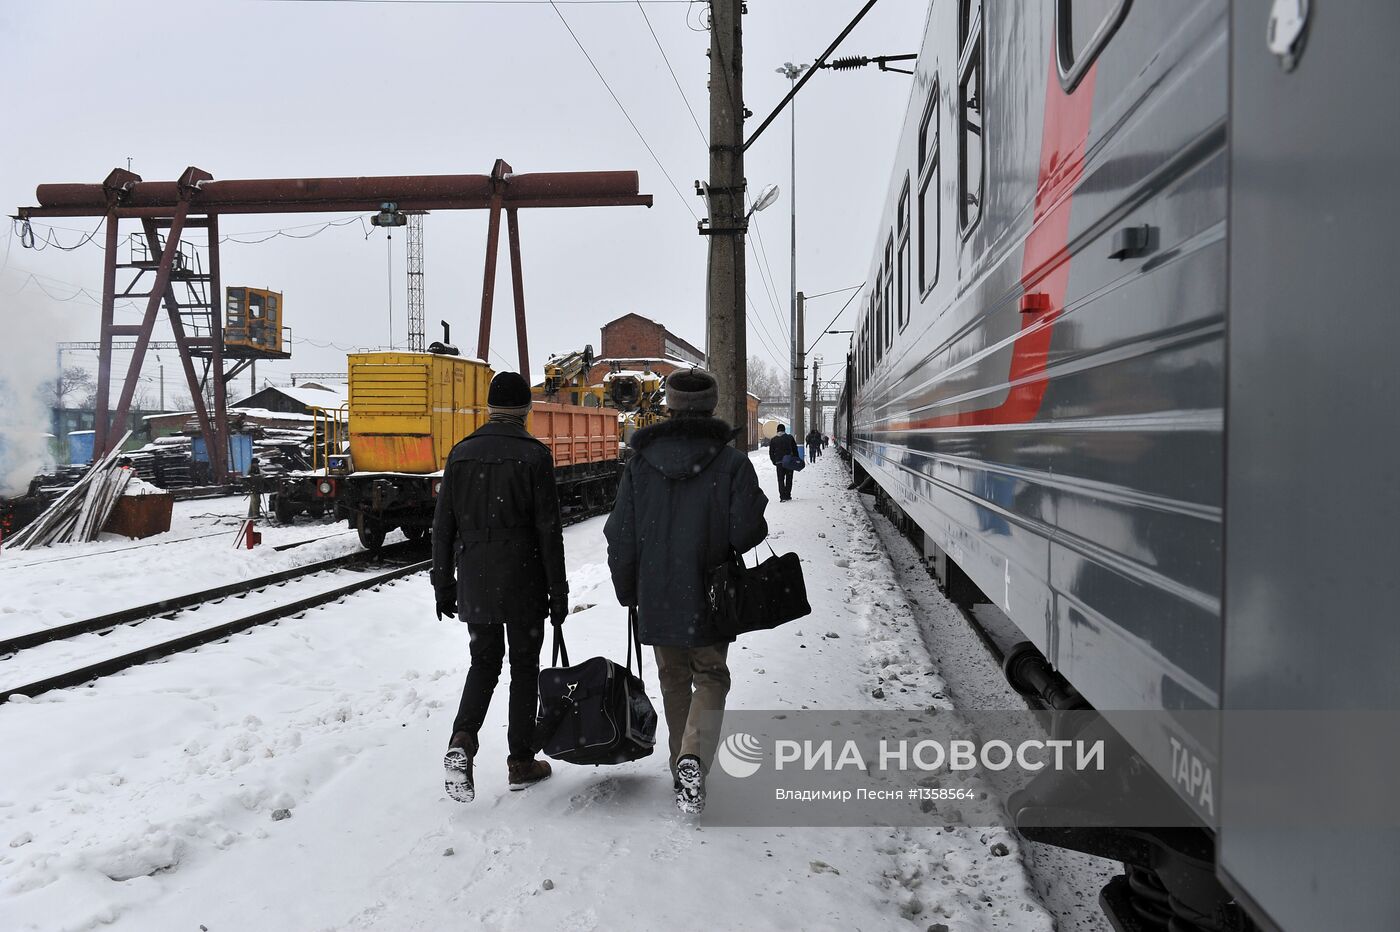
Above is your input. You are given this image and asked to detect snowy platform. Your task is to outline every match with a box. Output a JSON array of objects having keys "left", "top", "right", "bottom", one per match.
[{"left": 0, "top": 457, "right": 1067, "bottom": 931}]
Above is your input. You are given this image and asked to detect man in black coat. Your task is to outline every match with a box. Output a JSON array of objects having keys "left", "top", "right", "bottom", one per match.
[
  {"left": 604, "top": 368, "right": 768, "bottom": 814},
  {"left": 768, "top": 423, "right": 799, "bottom": 502},
  {"left": 431, "top": 371, "right": 567, "bottom": 803},
  {"left": 805, "top": 427, "right": 823, "bottom": 462}
]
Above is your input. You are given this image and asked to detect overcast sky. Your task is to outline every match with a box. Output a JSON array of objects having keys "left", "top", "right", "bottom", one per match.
[{"left": 0, "top": 0, "right": 925, "bottom": 401}]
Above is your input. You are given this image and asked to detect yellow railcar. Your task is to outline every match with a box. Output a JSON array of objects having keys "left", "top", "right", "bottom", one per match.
[
  {"left": 345, "top": 351, "right": 492, "bottom": 473},
  {"left": 287, "top": 347, "right": 623, "bottom": 550}
]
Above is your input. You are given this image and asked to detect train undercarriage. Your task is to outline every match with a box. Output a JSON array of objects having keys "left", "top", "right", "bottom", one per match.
[{"left": 274, "top": 460, "right": 622, "bottom": 552}]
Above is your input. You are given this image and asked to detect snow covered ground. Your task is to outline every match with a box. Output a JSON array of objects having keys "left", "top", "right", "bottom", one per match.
[{"left": 0, "top": 455, "right": 1066, "bottom": 931}]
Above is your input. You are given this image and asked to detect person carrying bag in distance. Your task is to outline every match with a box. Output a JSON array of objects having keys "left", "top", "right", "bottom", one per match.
[
  {"left": 768, "top": 423, "right": 799, "bottom": 502},
  {"left": 431, "top": 371, "right": 568, "bottom": 803},
  {"left": 604, "top": 368, "right": 768, "bottom": 815}
]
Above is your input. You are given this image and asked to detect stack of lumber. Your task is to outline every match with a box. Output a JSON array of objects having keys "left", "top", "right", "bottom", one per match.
[{"left": 5, "top": 431, "right": 136, "bottom": 550}]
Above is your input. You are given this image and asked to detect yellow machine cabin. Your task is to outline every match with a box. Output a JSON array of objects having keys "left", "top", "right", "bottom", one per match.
[
  {"left": 224, "top": 287, "right": 286, "bottom": 354},
  {"left": 346, "top": 351, "right": 491, "bottom": 473}
]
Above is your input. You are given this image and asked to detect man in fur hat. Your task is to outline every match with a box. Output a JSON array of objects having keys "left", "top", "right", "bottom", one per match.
[{"left": 604, "top": 368, "right": 769, "bottom": 814}]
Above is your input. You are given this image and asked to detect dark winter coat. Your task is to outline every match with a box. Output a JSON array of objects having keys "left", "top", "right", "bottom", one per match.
[
  {"left": 805, "top": 430, "right": 822, "bottom": 448},
  {"left": 768, "top": 431, "right": 798, "bottom": 466},
  {"left": 430, "top": 420, "right": 568, "bottom": 624},
  {"left": 604, "top": 416, "right": 769, "bottom": 647}
]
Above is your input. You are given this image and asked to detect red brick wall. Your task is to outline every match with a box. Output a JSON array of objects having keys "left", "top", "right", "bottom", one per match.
[{"left": 601, "top": 316, "right": 666, "bottom": 360}]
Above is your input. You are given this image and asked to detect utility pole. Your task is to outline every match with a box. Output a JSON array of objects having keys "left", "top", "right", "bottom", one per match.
[
  {"left": 810, "top": 356, "right": 820, "bottom": 436},
  {"left": 794, "top": 290, "right": 806, "bottom": 438},
  {"left": 706, "top": 0, "right": 748, "bottom": 445},
  {"left": 777, "top": 60, "right": 809, "bottom": 435}
]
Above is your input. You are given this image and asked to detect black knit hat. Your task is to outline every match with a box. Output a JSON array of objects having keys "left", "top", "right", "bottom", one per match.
[
  {"left": 487, "top": 371, "right": 532, "bottom": 409},
  {"left": 665, "top": 368, "right": 718, "bottom": 415}
]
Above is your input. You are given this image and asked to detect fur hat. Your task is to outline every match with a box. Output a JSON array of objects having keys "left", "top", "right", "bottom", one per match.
[
  {"left": 665, "top": 368, "right": 718, "bottom": 415},
  {"left": 487, "top": 371, "right": 532, "bottom": 413}
]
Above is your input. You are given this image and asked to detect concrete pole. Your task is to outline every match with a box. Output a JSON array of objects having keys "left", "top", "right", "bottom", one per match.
[
  {"left": 794, "top": 291, "right": 806, "bottom": 439},
  {"left": 706, "top": 0, "right": 748, "bottom": 445},
  {"left": 810, "top": 357, "right": 820, "bottom": 437}
]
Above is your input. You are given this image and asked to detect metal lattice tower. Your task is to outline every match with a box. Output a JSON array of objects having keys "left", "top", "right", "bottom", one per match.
[{"left": 406, "top": 212, "right": 425, "bottom": 351}]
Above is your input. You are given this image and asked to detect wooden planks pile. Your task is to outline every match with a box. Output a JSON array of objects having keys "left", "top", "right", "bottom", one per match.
[{"left": 5, "top": 431, "right": 136, "bottom": 550}]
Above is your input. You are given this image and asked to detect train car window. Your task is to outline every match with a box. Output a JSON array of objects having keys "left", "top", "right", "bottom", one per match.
[
  {"left": 958, "top": 0, "right": 980, "bottom": 53},
  {"left": 874, "top": 283, "right": 884, "bottom": 363},
  {"left": 1056, "top": 0, "right": 1130, "bottom": 93},
  {"left": 883, "top": 235, "right": 894, "bottom": 349},
  {"left": 958, "top": 42, "right": 984, "bottom": 233},
  {"left": 898, "top": 176, "right": 911, "bottom": 331},
  {"left": 918, "top": 85, "right": 940, "bottom": 295}
]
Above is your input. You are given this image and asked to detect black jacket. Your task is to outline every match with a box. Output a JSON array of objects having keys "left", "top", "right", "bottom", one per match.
[
  {"left": 604, "top": 416, "right": 768, "bottom": 647},
  {"left": 430, "top": 420, "right": 568, "bottom": 624},
  {"left": 768, "top": 431, "right": 798, "bottom": 465},
  {"left": 805, "top": 430, "right": 822, "bottom": 448}
]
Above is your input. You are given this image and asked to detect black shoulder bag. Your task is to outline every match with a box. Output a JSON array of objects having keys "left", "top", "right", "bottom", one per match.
[
  {"left": 533, "top": 610, "right": 658, "bottom": 765},
  {"left": 706, "top": 540, "right": 812, "bottom": 638}
]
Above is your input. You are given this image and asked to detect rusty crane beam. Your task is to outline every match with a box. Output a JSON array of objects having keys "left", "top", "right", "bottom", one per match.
[{"left": 13, "top": 161, "right": 653, "bottom": 475}]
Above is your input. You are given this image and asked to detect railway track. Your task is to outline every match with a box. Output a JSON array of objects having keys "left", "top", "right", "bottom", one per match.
[
  {"left": 1, "top": 506, "right": 613, "bottom": 703},
  {"left": 0, "top": 543, "right": 428, "bottom": 703}
]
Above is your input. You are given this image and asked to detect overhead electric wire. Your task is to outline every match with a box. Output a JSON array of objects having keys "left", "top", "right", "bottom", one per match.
[
  {"left": 632, "top": 1, "right": 788, "bottom": 360},
  {"left": 635, "top": 0, "right": 706, "bottom": 143},
  {"left": 805, "top": 283, "right": 864, "bottom": 355},
  {"left": 804, "top": 283, "right": 863, "bottom": 300},
  {"left": 744, "top": 290, "right": 787, "bottom": 370},
  {"left": 549, "top": 0, "right": 697, "bottom": 221}
]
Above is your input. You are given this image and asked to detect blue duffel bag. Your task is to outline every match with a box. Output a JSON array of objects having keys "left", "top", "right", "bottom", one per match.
[{"left": 781, "top": 454, "right": 806, "bottom": 471}]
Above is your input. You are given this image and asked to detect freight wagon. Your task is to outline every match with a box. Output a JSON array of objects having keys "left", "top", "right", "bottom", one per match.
[{"left": 282, "top": 348, "right": 621, "bottom": 550}]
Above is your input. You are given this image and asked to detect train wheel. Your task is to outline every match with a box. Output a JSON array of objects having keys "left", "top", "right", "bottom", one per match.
[
  {"left": 307, "top": 501, "right": 327, "bottom": 519},
  {"left": 357, "top": 519, "right": 387, "bottom": 553},
  {"left": 403, "top": 526, "right": 429, "bottom": 544}
]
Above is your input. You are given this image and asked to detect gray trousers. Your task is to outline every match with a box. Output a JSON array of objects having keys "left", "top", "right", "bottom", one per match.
[{"left": 653, "top": 644, "right": 731, "bottom": 775}]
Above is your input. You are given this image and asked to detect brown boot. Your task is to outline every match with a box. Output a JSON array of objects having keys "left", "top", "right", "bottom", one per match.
[{"left": 507, "top": 756, "right": 552, "bottom": 790}]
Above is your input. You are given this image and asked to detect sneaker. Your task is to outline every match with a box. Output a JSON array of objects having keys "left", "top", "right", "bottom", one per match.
[
  {"left": 507, "top": 757, "right": 553, "bottom": 790},
  {"left": 444, "top": 747, "right": 475, "bottom": 803},
  {"left": 675, "top": 755, "right": 705, "bottom": 815}
]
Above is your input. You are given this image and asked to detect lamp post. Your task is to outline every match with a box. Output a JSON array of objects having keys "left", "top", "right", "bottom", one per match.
[{"left": 776, "top": 60, "right": 810, "bottom": 436}]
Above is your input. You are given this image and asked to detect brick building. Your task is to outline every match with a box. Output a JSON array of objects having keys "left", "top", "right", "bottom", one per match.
[
  {"left": 584, "top": 313, "right": 760, "bottom": 449},
  {"left": 584, "top": 312, "right": 706, "bottom": 385}
]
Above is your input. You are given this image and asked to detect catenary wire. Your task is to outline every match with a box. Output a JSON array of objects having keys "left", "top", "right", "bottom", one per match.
[{"left": 549, "top": 0, "right": 697, "bottom": 221}]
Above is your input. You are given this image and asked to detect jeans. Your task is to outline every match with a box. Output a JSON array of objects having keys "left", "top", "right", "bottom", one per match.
[
  {"left": 775, "top": 466, "right": 794, "bottom": 500},
  {"left": 808, "top": 443, "right": 820, "bottom": 461},
  {"left": 451, "top": 619, "right": 546, "bottom": 759},
  {"left": 653, "top": 644, "right": 731, "bottom": 775}
]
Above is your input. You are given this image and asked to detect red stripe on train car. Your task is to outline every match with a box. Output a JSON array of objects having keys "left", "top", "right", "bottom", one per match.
[{"left": 886, "top": 49, "right": 1097, "bottom": 431}]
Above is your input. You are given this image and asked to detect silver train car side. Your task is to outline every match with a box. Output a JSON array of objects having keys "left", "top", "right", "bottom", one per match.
[{"left": 835, "top": 2, "right": 1399, "bottom": 930}]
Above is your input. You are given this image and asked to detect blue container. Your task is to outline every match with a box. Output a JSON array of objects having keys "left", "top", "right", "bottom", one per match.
[
  {"left": 192, "top": 433, "right": 253, "bottom": 475},
  {"left": 67, "top": 430, "right": 95, "bottom": 465}
]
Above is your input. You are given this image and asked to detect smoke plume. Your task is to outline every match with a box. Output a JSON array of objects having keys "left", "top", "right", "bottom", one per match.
[{"left": 0, "top": 294, "right": 66, "bottom": 496}]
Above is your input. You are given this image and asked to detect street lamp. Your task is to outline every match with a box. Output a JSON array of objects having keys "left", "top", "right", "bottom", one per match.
[{"left": 776, "top": 61, "right": 810, "bottom": 435}]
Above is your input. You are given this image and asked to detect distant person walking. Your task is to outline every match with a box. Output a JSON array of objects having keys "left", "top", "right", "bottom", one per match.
[
  {"left": 605, "top": 368, "right": 768, "bottom": 814},
  {"left": 431, "top": 371, "right": 568, "bottom": 803},
  {"left": 806, "top": 427, "right": 823, "bottom": 463},
  {"left": 769, "top": 423, "right": 799, "bottom": 502}
]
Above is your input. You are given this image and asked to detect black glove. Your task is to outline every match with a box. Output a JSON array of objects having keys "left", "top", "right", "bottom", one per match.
[
  {"left": 549, "top": 594, "right": 569, "bottom": 627},
  {"left": 435, "top": 586, "right": 457, "bottom": 621}
]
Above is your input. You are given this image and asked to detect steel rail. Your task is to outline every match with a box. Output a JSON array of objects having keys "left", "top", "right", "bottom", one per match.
[
  {"left": 0, "top": 542, "right": 418, "bottom": 655},
  {"left": 0, "top": 557, "right": 428, "bottom": 702}
]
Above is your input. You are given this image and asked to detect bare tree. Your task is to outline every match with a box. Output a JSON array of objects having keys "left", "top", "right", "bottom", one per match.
[
  {"left": 49, "top": 366, "right": 94, "bottom": 410},
  {"left": 747, "top": 355, "right": 785, "bottom": 403}
]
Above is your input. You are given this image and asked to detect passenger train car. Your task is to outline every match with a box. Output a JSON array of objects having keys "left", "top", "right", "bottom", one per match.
[{"left": 835, "top": 2, "right": 1398, "bottom": 930}]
